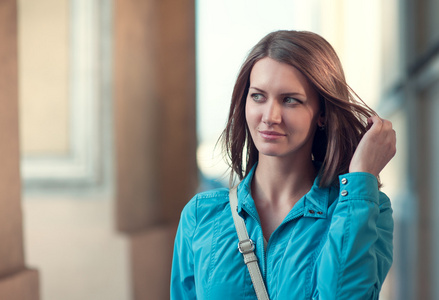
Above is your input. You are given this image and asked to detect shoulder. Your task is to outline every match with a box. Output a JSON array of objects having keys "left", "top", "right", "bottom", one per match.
[
  {"left": 179, "top": 187, "right": 230, "bottom": 223},
  {"left": 194, "top": 187, "right": 230, "bottom": 201},
  {"left": 190, "top": 187, "right": 230, "bottom": 208}
]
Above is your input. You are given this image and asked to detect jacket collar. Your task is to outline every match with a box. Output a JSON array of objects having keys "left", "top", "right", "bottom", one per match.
[{"left": 236, "top": 163, "right": 330, "bottom": 219}]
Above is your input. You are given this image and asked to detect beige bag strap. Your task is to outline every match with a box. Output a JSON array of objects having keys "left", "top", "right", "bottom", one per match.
[{"left": 229, "top": 185, "right": 270, "bottom": 300}]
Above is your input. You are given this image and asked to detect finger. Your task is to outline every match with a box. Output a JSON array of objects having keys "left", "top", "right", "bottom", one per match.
[
  {"left": 384, "top": 120, "right": 393, "bottom": 132},
  {"left": 366, "top": 116, "right": 376, "bottom": 130},
  {"left": 381, "top": 120, "right": 394, "bottom": 139},
  {"left": 367, "top": 115, "right": 383, "bottom": 132},
  {"left": 366, "top": 118, "right": 373, "bottom": 130}
]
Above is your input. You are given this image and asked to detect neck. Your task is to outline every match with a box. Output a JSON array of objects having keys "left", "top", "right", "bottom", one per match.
[{"left": 252, "top": 155, "right": 317, "bottom": 206}]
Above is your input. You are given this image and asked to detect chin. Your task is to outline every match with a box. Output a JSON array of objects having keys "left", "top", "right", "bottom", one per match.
[
  {"left": 257, "top": 148, "right": 288, "bottom": 157},
  {"left": 256, "top": 144, "right": 308, "bottom": 159}
]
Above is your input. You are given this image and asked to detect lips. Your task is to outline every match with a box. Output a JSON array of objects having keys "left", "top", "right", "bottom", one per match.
[{"left": 259, "top": 130, "right": 286, "bottom": 140}]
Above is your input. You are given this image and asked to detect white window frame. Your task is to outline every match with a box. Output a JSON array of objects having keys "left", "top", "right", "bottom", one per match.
[{"left": 21, "top": 0, "right": 113, "bottom": 192}]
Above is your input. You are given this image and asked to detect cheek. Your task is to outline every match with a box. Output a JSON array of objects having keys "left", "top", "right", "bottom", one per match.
[
  {"left": 286, "top": 111, "right": 316, "bottom": 133},
  {"left": 245, "top": 101, "right": 256, "bottom": 127}
]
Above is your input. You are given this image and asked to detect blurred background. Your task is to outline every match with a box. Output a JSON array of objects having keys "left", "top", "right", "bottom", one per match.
[{"left": 0, "top": 0, "right": 438, "bottom": 299}]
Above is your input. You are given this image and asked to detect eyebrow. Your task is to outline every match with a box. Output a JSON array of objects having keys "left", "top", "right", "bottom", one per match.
[{"left": 249, "top": 87, "right": 306, "bottom": 97}]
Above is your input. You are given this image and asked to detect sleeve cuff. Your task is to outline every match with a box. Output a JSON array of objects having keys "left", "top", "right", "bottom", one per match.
[{"left": 338, "top": 172, "right": 379, "bottom": 203}]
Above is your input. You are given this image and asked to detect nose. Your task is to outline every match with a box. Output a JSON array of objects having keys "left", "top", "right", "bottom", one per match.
[{"left": 262, "top": 100, "right": 281, "bottom": 126}]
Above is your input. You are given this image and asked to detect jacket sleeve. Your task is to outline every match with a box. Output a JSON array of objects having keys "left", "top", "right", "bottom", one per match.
[
  {"left": 314, "top": 172, "right": 394, "bottom": 300},
  {"left": 170, "top": 196, "right": 197, "bottom": 300}
]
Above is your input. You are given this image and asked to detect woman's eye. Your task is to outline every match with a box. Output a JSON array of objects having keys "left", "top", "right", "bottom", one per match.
[
  {"left": 251, "top": 94, "right": 265, "bottom": 102},
  {"left": 284, "top": 97, "right": 300, "bottom": 104}
]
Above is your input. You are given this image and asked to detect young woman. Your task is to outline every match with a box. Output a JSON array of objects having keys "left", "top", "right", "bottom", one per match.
[{"left": 171, "top": 30, "right": 396, "bottom": 299}]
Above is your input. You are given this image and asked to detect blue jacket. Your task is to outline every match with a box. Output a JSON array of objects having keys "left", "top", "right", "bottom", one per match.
[{"left": 171, "top": 166, "right": 393, "bottom": 299}]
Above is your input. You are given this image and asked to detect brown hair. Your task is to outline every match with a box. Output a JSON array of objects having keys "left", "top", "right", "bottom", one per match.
[{"left": 221, "top": 30, "right": 377, "bottom": 188}]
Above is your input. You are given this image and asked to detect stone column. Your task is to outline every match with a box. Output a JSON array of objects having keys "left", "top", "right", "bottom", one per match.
[
  {"left": 0, "top": 1, "right": 40, "bottom": 299},
  {"left": 114, "top": 0, "right": 197, "bottom": 298},
  {"left": 396, "top": 1, "right": 439, "bottom": 299}
]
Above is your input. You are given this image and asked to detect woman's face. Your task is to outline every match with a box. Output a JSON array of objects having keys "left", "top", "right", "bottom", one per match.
[{"left": 245, "top": 57, "right": 323, "bottom": 160}]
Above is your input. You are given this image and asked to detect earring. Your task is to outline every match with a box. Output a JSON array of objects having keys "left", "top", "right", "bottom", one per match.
[{"left": 318, "top": 124, "right": 325, "bottom": 131}]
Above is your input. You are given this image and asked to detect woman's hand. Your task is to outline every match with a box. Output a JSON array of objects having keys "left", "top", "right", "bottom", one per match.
[{"left": 349, "top": 116, "right": 396, "bottom": 177}]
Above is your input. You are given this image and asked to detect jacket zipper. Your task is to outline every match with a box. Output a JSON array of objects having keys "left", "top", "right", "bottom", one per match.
[
  {"left": 263, "top": 210, "right": 304, "bottom": 280},
  {"left": 243, "top": 206, "right": 304, "bottom": 282}
]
